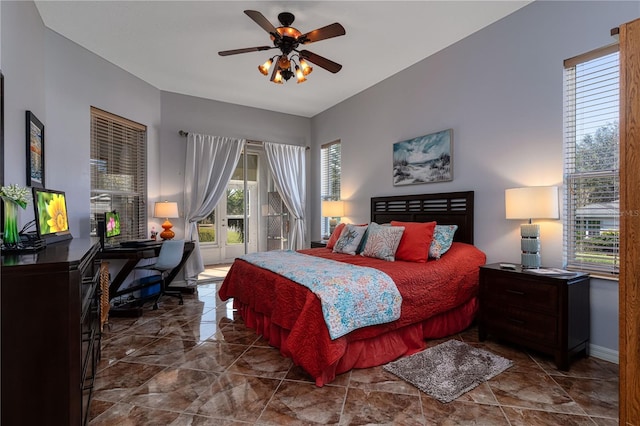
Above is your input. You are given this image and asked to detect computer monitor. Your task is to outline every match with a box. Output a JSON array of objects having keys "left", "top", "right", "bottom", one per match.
[
  {"left": 104, "top": 211, "right": 121, "bottom": 239},
  {"left": 32, "top": 187, "right": 72, "bottom": 244}
]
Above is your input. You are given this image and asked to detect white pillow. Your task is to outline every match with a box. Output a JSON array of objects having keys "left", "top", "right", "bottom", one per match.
[{"left": 333, "top": 224, "right": 369, "bottom": 255}]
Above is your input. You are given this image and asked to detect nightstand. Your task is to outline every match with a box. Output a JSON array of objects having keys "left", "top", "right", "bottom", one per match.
[
  {"left": 310, "top": 240, "right": 328, "bottom": 248},
  {"left": 478, "top": 263, "right": 590, "bottom": 370}
]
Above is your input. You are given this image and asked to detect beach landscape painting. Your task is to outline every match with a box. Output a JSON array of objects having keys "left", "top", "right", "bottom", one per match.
[{"left": 393, "top": 129, "right": 452, "bottom": 186}]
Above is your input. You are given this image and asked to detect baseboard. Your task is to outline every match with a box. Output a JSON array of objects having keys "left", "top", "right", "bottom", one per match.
[{"left": 589, "top": 343, "right": 619, "bottom": 364}]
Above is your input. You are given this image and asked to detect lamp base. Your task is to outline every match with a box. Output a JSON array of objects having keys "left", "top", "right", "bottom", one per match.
[
  {"left": 521, "top": 252, "right": 541, "bottom": 269},
  {"left": 160, "top": 219, "right": 175, "bottom": 240},
  {"left": 329, "top": 218, "right": 338, "bottom": 236},
  {"left": 520, "top": 224, "right": 541, "bottom": 268}
]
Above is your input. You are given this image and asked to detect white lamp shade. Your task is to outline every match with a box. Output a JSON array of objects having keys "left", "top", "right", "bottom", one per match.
[
  {"left": 154, "top": 201, "right": 179, "bottom": 219},
  {"left": 505, "top": 186, "right": 559, "bottom": 220},
  {"left": 322, "top": 200, "right": 344, "bottom": 218}
]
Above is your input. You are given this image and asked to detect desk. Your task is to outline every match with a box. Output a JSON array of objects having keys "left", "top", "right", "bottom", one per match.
[{"left": 98, "top": 241, "right": 195, "bottom": 315}]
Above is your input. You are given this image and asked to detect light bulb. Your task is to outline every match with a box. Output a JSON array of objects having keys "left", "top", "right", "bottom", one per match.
[
  {"left": 295, "top": 66, "right": 306, "bottom": 83},
  {"left": 299, "top": 58, "right": 313, "bottom": 76},
  {"left": 258, "top": 58, "right": 273, "bottom": 75},
  {"left": 273, "top": 70, "right": 283, "bottom": 84}
]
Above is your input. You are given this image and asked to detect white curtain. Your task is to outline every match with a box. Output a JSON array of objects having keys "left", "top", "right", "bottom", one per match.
[
  {"left": 183, "top": 133, "right": 245, "bottom": 284},
  {"left": 264, "top": 142, "right": 307, "bottom": 250}
]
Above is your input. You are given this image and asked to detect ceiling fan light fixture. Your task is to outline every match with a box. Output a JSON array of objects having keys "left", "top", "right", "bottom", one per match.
[
  {"left": 258, "top": 58, "right": 273, "bottom": 75},
  {"left": 295, "top": 65, "right": 306, "bottom": 83},
  {"left": 299, "top": 58, "right": 313, "bottom": 76},
  {"left": 276, "top": 26, "right": 302, "bottom": 39},
  {"left": 222, "top": 10, "right": 345, "bottom": 85}
]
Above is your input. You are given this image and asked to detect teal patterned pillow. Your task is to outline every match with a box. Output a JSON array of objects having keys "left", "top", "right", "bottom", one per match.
[
  {"left": 333, "top": 224, "right": 369, "bottom": 255},
  {"left": 361, "top": 222, "right": 405, "bottom": 261},
  {"left": 429, "top": 225, "right": 458, "bottom": 259}
]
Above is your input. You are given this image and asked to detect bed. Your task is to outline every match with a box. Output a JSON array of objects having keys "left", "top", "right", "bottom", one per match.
[{"left": 218, "top": 191, "right": 486, "bottom": 386}]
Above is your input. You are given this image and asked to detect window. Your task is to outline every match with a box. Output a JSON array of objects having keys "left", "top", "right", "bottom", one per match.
[
  {"left": 563, "top": 45, "right": 619, "bottom": 276},
  {"left": 321, "top": 140, "right": 341, "bottom": 237},
  {"left": 196, "top": 152, "right": 258, "bottom": 244},
  {"left": 197, "top": 210, "right": 216, "bottom": 243},
  {"left": 90, "top": 107, "right": 147, "bottom": 240}
]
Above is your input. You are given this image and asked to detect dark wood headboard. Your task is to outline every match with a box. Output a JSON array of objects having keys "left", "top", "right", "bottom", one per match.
[{"left": 371, "top": 191, "right": 475, "bottom": 244}]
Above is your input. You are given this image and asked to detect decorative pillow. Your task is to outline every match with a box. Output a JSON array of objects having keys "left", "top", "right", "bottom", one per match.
[
  {"left": 429, "top": 224, "right": 459, "bottom": 259},
  {"left": 333, "top": 224, "right": 369, "bottom": 255},
  {"left": 326, "top": 223, "right": 346, "bottom": 249},
  {"left": 360, "top": 222, "right": 405, "bottom": 261},
  {"left": 390, "top": 221, "right": 436, "bottom": 263}
]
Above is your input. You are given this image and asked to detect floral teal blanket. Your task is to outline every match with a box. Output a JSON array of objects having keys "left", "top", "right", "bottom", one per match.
[{"left": 240, "top": 250, "right": 402, "bottom": 339}]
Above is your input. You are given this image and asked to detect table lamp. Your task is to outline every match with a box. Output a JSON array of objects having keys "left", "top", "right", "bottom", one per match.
[
  {"left": 322, "top": 200, "right": 344, "bottom": 236},
  {"left": 154, "top": 200, "right": 179, "bottom": 240},
  {"left": 505, "top": 186, "right": 559, "bottom": 268}
]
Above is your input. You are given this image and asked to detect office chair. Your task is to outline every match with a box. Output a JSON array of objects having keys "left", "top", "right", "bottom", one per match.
[{"left": 136, "top": 239, "right": 185, "bottom": 310}]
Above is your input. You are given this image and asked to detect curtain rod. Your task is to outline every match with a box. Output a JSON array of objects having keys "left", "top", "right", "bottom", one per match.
[{"left": 178, "top": 130, "right": 309, "bottom": 150}]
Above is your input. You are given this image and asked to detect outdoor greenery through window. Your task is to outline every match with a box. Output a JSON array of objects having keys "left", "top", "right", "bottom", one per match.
[
  {"left": 563, "top": 44, "right": 619, "bottom": 276},
  {"left": 90, "top": 107, "right": 147, "bottom": 240},
  {"left": 321, "top": 140, "right": 341, "bottom": 238},
  {"left": 197, "top": 153, "right": 257, "bottom": 244}
]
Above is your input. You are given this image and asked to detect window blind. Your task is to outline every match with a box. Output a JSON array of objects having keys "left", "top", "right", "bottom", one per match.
[
  {"left": 563, "top": 45, "right": 619, "bottom": 277},
  {"left": 320, "top": 140, "right": 341, "bottom": 237},
  {"left": 90, "top": 107, "right": 147, "bottom": 240}
]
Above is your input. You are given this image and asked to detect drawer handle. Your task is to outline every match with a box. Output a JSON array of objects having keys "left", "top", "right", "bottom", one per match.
[
  {"left": 506, "top": 289, "right": 526, "bottom": 296},
  {"left": 508, "top": 317, "right": 525, "bottom": 325}
]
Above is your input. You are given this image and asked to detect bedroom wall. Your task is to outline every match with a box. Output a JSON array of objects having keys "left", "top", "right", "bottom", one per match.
[
  {"left": 44, "top": 29, "right": 162, "bottom": 237},
  {"left": 1, "top": 1, "right": 162, "bottom": 239},
  {"left": 1, "top": 1, "right": 46, "bottom": 206},
  {"left": 157, "top": 91, "right": 311, "bottom": 240},
  {"left": 310, "top": 1, "right": 639, "bottom": 358}
]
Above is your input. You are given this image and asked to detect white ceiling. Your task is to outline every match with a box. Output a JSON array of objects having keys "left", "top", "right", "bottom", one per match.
[{"left": 34, "top": 1, "right": 530, "bottom": 118}]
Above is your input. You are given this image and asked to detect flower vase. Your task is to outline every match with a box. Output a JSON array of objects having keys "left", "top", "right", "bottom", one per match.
[{"left": 2, "top": 198, "right": 21, "bottom": 248}]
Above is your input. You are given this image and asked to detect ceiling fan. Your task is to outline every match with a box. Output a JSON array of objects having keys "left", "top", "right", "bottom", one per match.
[{"left": 218, "top": 10, "right": 346, "bottom": 84}]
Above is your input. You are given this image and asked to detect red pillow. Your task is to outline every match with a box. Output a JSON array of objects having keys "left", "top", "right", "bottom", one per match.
[
  {"left": 391, "top": 221, "right": 436, "bottom": 263},
  {"left": 326, "top": 223, "right": 346, "bottom": 249}
]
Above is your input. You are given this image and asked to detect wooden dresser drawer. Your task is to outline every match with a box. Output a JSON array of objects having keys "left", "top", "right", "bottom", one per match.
[
  {"left": 481, "top": 274, "right": 558, "bottom": 315},
  {"left": 483, "top": 307, "right": 558, "bottom": 346}
]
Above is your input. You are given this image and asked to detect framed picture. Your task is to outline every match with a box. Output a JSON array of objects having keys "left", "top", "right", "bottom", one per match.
[
  {"left": 26, "top": 110, "right": 45, "bottom": 188},
  {"left": 393, "top": 129, "right": 453, "bottom": 186}
]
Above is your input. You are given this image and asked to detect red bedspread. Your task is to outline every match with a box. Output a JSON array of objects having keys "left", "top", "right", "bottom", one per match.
[{"left": 218, "top": 242, "right": 486, "bottom": 385}]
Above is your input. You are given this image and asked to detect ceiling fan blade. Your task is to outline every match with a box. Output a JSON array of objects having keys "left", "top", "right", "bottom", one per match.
[
  {"left": 301, "top": 23, "right": 346, "bottom": 44},
  {"left": 244, "top": 10, "right": 280, "bottom": 38},
  {"left": 218, "top": 46, "right": 274, "bottom": 56},
  {"left": 299, "top": 50, "right": 342, "bottom": 73}
]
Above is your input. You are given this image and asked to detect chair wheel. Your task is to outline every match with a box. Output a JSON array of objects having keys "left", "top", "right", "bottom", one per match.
[
  {"left": 179, "top": 300, "right": 184, "bottom": 305},
  {"left": 153, "top": 303, "right": 159, "bottom": 310}
]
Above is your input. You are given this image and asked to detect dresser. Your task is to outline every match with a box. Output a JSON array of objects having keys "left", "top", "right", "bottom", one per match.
[
  {"left": 478, "top": 263, "right": 590, "bottom": 370},
  {"left": 1, "top": 238, "right": 101, "bottom": 425}
]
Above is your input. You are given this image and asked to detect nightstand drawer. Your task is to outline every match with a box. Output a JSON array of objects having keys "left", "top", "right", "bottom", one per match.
[
  {"left": 483, "top": 308, "right": 557, "bottom": 346},
  {"left": 481, "top": 273, "right": 558, "bottom": 315}
]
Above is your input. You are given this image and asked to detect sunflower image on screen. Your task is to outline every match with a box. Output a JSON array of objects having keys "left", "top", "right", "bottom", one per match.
[{"left": 34, "top": 189, "right": 69, "bottom": 236}]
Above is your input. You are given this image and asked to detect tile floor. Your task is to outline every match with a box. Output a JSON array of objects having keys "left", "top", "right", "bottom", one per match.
[{"left": 90, "top": 281, "right": 619, "bottom": 425}]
